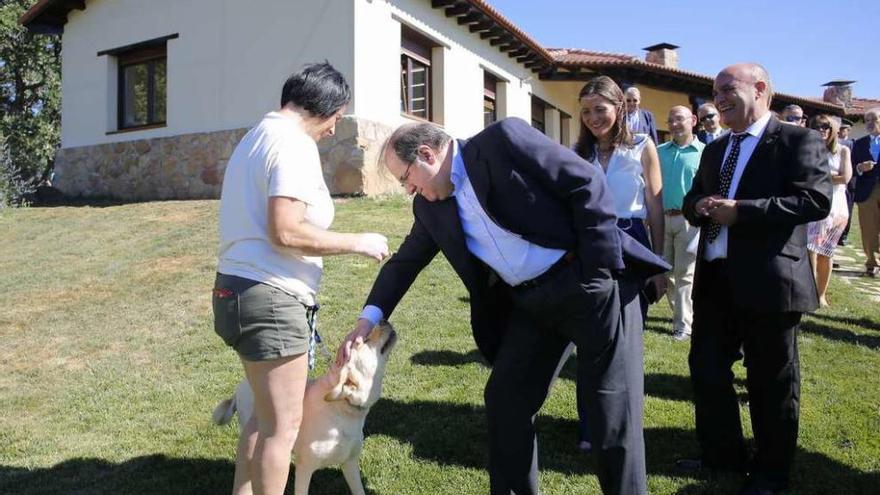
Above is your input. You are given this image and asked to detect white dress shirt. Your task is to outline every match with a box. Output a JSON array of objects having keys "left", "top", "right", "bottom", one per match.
[
  {"left": 360, "top": 141, "right": 565, "bottom": 325},
  {"left": 704, "top": 112, "right": 772, "bottom": 261}
]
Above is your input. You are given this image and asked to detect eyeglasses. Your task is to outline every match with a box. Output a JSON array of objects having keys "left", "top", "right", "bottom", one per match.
[
  {"left": 812, "top": 124, "right": 832, "bottom": 131},
  {"left": 625, "top": 98, "right": 638, "bottom": 103},
  {"left": 699, "top": 113, "right": 717, "bottom": 122},
  {"left": 785, "top": 115, "right": 806, "bottom": 122},
  {"left": 398, "top": 160, "right": 415, "bottom": 186}
]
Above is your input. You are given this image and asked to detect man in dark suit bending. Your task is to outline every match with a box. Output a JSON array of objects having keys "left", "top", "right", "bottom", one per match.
[
  {"left": 679, "top": 63, "right": 831, "bottom": 495},
  {"left": 339, "top": 118, "right": 668, "bottom": 495}
]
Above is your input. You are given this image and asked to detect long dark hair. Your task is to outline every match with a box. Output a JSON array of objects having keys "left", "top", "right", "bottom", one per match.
[{"left": 573, "top": 76, "right": 633, "bottom": 161}]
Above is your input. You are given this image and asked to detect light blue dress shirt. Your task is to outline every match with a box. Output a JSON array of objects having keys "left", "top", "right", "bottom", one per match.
[{"left": 360, "top": 141, "right": 565, "bottom": 325}]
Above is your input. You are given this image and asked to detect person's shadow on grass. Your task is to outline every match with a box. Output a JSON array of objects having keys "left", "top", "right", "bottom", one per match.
[
  {"left": 366, "top": 397, "right": 880, "bottom": 494},
  {"left": 0, "top": 455, "right": 359, "bottom": 495}
]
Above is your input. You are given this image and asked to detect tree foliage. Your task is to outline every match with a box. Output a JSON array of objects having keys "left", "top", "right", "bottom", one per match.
[{"left": 0, "top": 0, "right": 61, "bottom": 182}]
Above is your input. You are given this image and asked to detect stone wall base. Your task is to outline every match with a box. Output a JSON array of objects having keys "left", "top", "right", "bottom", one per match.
[{"left": 53, "top": 116, "right": 398, "bottom": 201}]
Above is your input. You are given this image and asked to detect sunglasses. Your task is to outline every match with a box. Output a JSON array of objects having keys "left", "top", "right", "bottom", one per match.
[
  {"left": 785, "top": 115, "right": 806, "bottom": 122},
  {"left": 625, "top": 98, "right": 638, "bottom": 103},
  {"left": 699, "top": 114, "right": 717, "bottom": 122},
  {"left": 812, "top": 124, "right": 832, "bottom": 131}
]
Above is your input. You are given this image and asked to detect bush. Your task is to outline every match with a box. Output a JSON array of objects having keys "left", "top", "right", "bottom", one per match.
[{"left": 0, "top": 136, "right": 35, "bottom": 208}]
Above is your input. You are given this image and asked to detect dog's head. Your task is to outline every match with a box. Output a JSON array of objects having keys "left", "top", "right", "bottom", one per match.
[{"left": 325, "top": 320, "right": 397, "bottom": 409}]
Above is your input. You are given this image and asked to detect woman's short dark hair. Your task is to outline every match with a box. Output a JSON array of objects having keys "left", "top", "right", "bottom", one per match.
[
  {"left": 573, "top": 76, "right": 633, "bottom": 162},
  {"left": 280, "top": 62, "right": 351, "bottom": 118}
]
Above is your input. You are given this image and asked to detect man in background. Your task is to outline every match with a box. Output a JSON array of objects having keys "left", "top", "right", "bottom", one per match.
[
  {"left": 624, "top": 86, "right": 659, "bottom": 143},
  {"left": 696, "top": 103, "right": 725, "bottom": 144},
  {"left": 657, "top": 106, "right": 704, "bottom": 341},
  {"left": 780, "top": 104, "right": 806, "bottom": 126}
]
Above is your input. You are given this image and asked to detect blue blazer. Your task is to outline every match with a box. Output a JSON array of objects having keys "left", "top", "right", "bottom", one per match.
[
  {"left": 633, "top": 108, "right": 659, "bottom": 144},
  {"left": 365, "top": 118, "right": 669, "bottom": 362},
  {"left": 852, "top": 135, "right": 879, "bottom": 203}
]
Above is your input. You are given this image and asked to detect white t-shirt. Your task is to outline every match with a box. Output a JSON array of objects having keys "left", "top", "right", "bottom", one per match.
[{"left": 217, "top": 111, "right": 334, "bottom": 306}]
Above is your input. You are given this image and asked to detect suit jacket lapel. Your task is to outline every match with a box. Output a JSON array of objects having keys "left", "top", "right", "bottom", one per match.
[
  {"left": 418, "top": 195, "right": 482, "bottom": 289},
  {"left": 460, "top": 138, "right": 496, "bottom": 220},
  {"left": 707, "top": 133, "right": 730, "bottom": 190},
  {"left": 736, "top": 117, "right": 781, "bottom": 196}
]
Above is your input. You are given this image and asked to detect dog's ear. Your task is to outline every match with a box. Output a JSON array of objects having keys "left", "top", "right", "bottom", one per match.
[{"left": 324, "top": 363, "right": 350, "bottom": 402}]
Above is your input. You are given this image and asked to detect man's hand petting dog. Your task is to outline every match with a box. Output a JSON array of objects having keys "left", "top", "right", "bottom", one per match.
[{"left": 337, "top": 317, "right": 374, "bottom": 366}]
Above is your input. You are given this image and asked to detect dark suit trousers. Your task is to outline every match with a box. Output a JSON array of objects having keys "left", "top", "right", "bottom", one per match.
[
  {"left": 689, "top": 260, "right": 801, "bottom": 490},
  {"left": 484, "top": 263, "right": 646, "bottom": 495}
]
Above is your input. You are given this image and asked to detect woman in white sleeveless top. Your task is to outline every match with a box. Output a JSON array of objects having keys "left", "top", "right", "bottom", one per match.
[
  {"left": 806, "top": 115, "right": 852, "bottom": 307},
  {"left": 558, "top": 76, "right": 665, "bottom": 453}
]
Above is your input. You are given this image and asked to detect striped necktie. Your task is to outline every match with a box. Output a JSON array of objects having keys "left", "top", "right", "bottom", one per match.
[{"left": 705, "top": 133, "right": 747, "bottom": 242}]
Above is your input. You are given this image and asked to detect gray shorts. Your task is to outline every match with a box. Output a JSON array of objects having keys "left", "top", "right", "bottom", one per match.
[{"left": 212, "top": 273, "right": 310, "bottom": 361}]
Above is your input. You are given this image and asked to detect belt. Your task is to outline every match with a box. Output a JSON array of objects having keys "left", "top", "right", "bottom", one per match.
[
  {"left": 665, "top": 208, "right": 683, "bottom": 216},
  {"left": 513, "top": 251, "right": 575, "bottom": 290}
]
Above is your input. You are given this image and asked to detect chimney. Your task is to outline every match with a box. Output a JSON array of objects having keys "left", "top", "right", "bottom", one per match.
[
  {"left": 822, "top": 80, "right": 855, "bottom": 109},
  {"left": 643, "top": 43, "right": 679, "bottom": 69}
]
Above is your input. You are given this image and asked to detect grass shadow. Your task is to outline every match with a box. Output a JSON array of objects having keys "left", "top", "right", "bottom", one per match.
[
  {"left": 807, "top": 312, "right": 880, "bottom": 333},
  {"left": 0, "top": 454, "right": 362, "bottom": 495},
  {"left": 0, "top": 455, "right": 233, "bottom": 495},
  {"left": 646, "top": 315, "right": 674, "bottom": 335},
  {"left": 410, "top": 349, "right": 486, "bottom": 367},
  {"left": 800, "top": 317, "right": 880, "bottom": 350},
  {"left": 366, "top": 398, "right": 879, "bottom": 493}
]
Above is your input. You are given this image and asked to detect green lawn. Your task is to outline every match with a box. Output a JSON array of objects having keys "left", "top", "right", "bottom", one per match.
[{"left": 1, "top": 198, "right": 878, "bottom": 494}]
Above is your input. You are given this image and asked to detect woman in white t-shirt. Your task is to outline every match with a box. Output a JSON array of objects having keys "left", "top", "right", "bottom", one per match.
[{"left": 213, "top": 63, "right": 389, "bottom": 495}]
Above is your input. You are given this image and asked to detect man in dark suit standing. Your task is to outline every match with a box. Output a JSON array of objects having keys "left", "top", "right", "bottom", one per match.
[
  {"left": 679, "top": 63, "right": 831, "bottom": 495},
  {"left": 625, "top": 87, "right": 659, "bottom": 144},
  {"left": 339, "top": 118, "right": 668, "bottom": 495},
  {"left": 851, "top": 108, "right": 880, "bottom": 276},
  {"left": 696, "top": 103, "right": 726, "bottom": 144}
]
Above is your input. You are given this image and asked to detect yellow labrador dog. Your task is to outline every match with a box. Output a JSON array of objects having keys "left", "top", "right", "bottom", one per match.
[{"left": 212, "top": 321, "right": 397, "bottom": 495}]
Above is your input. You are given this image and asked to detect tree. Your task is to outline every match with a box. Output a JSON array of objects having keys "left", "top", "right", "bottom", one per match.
[{"left": 0, "top": 0, "right": 61, "bottom": 183}]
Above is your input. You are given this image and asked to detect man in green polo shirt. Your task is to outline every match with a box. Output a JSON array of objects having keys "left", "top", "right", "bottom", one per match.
[{"left": 658, "top": 106, "right": 705, "bottom": 341}]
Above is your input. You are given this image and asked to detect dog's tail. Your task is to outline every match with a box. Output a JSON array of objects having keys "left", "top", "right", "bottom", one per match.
[{"left": 212, "top": 396, "right": 237, "bottom": 426}]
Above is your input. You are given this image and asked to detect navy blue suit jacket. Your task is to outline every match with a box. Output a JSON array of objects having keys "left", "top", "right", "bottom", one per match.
[
  {"left": 633, "top": 108, "right": 659, "bottom": 144},
  {"left": 365, "top": 118, "right": 669, "bottom": 362},
  {"left": 852, "top": 135, "right": 879, "bottom": 203}
]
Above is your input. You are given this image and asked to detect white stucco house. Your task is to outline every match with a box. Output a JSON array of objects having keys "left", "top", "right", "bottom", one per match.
[{"left": 21, "top": 0, "right": 847, "bottom": 200}]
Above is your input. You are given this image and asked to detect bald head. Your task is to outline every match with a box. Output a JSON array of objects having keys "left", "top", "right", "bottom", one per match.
[
  {"left": 666, "top": 105, "right": 696, "bottom": 144},
  {"left": 713, "top": 63, "right": 773, "bottom": 132}
]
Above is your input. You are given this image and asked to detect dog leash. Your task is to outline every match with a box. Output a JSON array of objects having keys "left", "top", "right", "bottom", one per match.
[{"left": 306, "top": 303, "right": 333, "bottom": 370}]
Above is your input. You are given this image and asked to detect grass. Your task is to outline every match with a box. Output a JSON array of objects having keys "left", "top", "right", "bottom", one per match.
[{"left": 1, "top": 197, "right": 878, "bottom": 494}]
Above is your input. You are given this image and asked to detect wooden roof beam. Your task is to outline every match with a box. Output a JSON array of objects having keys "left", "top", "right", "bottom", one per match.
[
  {"left": 445, "top": 4, "right": 471, "bottom": 17},
  {"left": 469, "top": 20, "right": 495, "bottom": 32},
  {"left": 490, "top": 34, "right": 514, "bottom": 46},
  {"left": 458, "top": 12, "right": 484, "bottom": 25},
  {"left": 480, "top": 27, "right": 505, "bottom": 39}
]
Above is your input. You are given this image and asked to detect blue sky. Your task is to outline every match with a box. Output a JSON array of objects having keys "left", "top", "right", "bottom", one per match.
[{"left": 488, "top": 0, "right": 878, "bottom": 100}]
